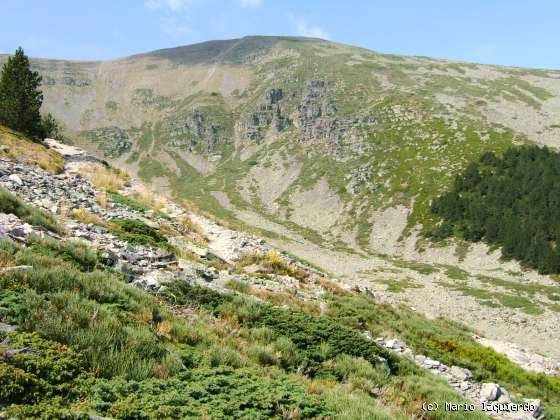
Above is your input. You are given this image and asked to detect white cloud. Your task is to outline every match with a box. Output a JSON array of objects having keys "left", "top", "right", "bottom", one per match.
[
  {"left": 145, "top": 0, "right": 195, "bottom": 41},
  {"left": 144, "top": 0, "right": 190, "bottom": 12},
  {"left": 162, "top": 18, "right": 192, "bottom": 38},
  {"left": 239, "top": 0, "right": 262, "bottom": 7},
  {"left": 289, "top": 14, "right": 329, "bottom": 40}
]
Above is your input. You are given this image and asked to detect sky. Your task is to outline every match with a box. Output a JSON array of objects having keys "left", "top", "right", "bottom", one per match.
[{"left": 1, "top": 0, "right": 559, "bottom": 69}]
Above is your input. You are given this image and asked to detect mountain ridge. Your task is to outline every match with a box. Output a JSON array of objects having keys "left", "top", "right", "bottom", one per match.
[{"left": 4, "top": 35, "right": 560, "bottom": 71}]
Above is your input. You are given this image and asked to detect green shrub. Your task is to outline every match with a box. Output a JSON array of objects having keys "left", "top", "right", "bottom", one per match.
[
  {"left": 111, "top": 218, "right": 170, "bottom": 250},
  {"left": 89, "top": 368, "right": 332, "bottom": 419},
  {"left": 236, "top": 251, "right": 309, "bottom": 281},
  {"left": 250, "top": 326, "right": 275, "bottom": 344},
  {"left": 0, "top": 240, "right": 171, "bottom": 380},
  {"left": 333, "top": 354, "right": 389, "bottom": 387},
  {"left": 323, "top": 387, "right": 392, "bottom": 420},
  {"left": 225, "top": 278, "right": 250, "bottom": 293},
  {"left": 205, "top": 345, "right": 246, "bottom": 368},
  {"left": 25, "top": 236, "right": 99, "bottom": 271},
  {"left": 162, "top": 281, "right": 405, "bottom": 377},
  {"left": 248, "top": 344, "right": 277, "bottom": 367},
  {"left": 273, "top": 337, "right": 301, "bottom": 369},
  {"left": 0, "top": 332, "right": 91, "bottom": 404},
  {"left": 108, "top": 191, "right": 147, "bottom": 212}
]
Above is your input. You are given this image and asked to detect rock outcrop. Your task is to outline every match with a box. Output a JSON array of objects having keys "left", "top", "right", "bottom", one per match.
[
  {"left": 373, "top": 336, "right": 544, "bottom": 419},
  {"left": 82, "top": 126, "right": 131, "bottom": 158},
  {"left": 165, "top": 110, "right": 229, "bottom": 153},
  {"left": 239, "top": 88, "right": 291, "bottom": 142}
]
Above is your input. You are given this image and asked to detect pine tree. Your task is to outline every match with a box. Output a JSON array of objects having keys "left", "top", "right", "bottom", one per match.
[
  {"left": 0, "top": 47, "right": 44, "bottom": 138},
  {"left": 40, "top": 112, "right": 62, "bottom": 140}
]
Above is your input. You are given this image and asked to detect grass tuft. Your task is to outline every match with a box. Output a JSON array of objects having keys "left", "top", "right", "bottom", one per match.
[{"left": 0, "top": 188, "right": 60, "bottom": 233}]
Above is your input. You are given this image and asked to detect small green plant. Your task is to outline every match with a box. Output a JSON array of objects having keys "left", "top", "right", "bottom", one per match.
[
  {"left": 378, "top": 278, "right": 424, "bottom": 293},
  {"left": 108, "top": 191, "right": 148, "bottom": 213},
  {"left": 111, "top": 218, "right": 170, "bottom": 250},
  {"left": 237, "top": 251, "right": 309, "bottom": 281},
  {"left": 0, "top": 188, "right": 60, "bottom": 233}
]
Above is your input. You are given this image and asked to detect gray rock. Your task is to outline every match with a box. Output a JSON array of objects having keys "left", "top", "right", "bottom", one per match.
[
  {"left": 415, "top": 354, "right": 427, "bottom": 363},
  {"left": 134, "top": 270, "right": 177, "bottom": 291},
  {"left": 459, "top": 381, "right": 471, "bottom": 391},
  {"left": 385, "top": 338, "right": 404, "bottom": 350},
  {"left": 480, "top": 383, "right": 501, "bottom": 402},
  {"left": 0, "top": 322, "right": 18, "bottom": 333},
  {"left": 512, "top": 415, "right": 536, "bottom": 420},
  {"left": 196, "top": 267, "right": 219, "bottom": 281},
  {"left": 497, "top": 388, "right": 511, "bottom": 404},
  {"left": 4, "top": 347, "right": 39, "bottom": 357},
  {"left": 424, "top": 358, "right": 440, "bottom": 368},
  {"left": 523, "top": 399, "right": 542, "bottom": 418},
  {"left": 402, "top": 348, "right": 415, "bottom": 358},
  {"left": 8, "top": 174, "right": 23, "bottom": 185},
  {"left": 99, "top": 250, "right": 118, "bottom": 266},
  {"left": 0, "top": 265, "right": 33, "bottom": 274},
  {"left": 449, "top": 365, "right": 473, "bottom": 381}
]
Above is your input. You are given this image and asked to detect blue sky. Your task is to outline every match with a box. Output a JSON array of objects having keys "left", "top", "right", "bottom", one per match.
[{"left": 1, "top": 1, "right": 559, "bottom": 69}]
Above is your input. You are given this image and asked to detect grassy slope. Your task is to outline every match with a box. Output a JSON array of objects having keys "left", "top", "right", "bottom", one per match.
[
  {"left": 0, "top": 125, "right": 64, "bottom": 174},
  {"left": 0, "top": 235, "right": 489, "bottom": 419},
  {"left": 0, "top": 194, "right": 559, "bottom": 418}
]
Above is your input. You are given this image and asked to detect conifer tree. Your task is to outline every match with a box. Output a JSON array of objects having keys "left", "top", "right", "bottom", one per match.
[{"left": 0, "top": 47, "right": 44, "bottom": 138}]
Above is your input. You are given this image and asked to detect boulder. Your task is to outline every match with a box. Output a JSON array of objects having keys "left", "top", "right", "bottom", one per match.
[
  {"left": 0, "top": 322, "right": 18, "bottom": 333},
  {"left": 134, "top": 270, "right": 177, "bottom": 290},
  {"left": 415, "top": 354, "right": 427, "bottom": 364},
  {"left": 449, "top": 366, "right": 473, "bottom": 381},
  {"left": 8, "top": 174, "right": 23, "bottom": 185},
  {"left": 497, "top": 388, "right": 511, "bottom": 404},
  {"left": 99, "top": 250, "right": 118, "bottom": 266},
  {"left": 196, "top": 267, "right": 219, "bottom": 281},
  {"left": 5, "top": 347, "right": 39, "bottom": 357},
  {"left": 480, "top": 383, "right": 500, "bottom": 402},
  {"left": 385, "top": 338, "right": 404, "bottom": 350},
  {"left": 424, "top": 358, "right": 440, "bottom": 368},
  {"left": 459, "top": 381, "right": 471, "bottom": 391},
  {"left": 524, "top": 399, "right": 542, "bottom": 418},
  {"left": 8, "top": 224, "right": 34, "bottom": 239}
]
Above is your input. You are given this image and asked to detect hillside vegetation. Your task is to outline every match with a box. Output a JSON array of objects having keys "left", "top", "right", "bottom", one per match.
[
  {"left": 0, "top": 134, "right": 559, "bottom": 418},
  {"left": 11, "top": 35, "right": 557, "bottom": 253},
  {"left": 431, "top": 146, "right": 560, "bottom": 274},
  {"left": 0, "top": 125, "right": 63, "bottom": 173},
  {"left": 8, "top": 36, "right": 560, "bottom": 366},
  {"left": 1, "top": 231, "right": 559, "bottom": 418},
  {"left": 0, "top": 235, "right": 483, "bottom": 419}
]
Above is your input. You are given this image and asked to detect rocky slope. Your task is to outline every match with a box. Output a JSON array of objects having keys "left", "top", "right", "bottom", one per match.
[
  {"left": 0, "top": 139, "right": 556, "bottom": 419},
  {"left": 3, "top": 36, "right": 560, "bottom": 361}
]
